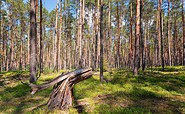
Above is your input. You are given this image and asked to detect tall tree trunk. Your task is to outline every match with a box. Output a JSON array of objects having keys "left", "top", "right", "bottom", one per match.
[
  {"left": 182, "top": 0, "right": 185, "bottom": 65},
  {"left": 3, "top": 28, "right": 7, "bottom": 71},
  {"left": 134, "top": 0, "right": 141, "bottom": 75},
  {"left": 54, "top": 1, "right": 59, "bottom": 71},
  {"left": 67, "top": 6, "right": 72, "bottom": 69},
  {"left": 159, "top": 0, "right": 164, "bottom": 70},
  {"left": 40, "top": 0, "right": 43, "bottom": 74},
  {"left": 79, "top": 0, "right": 84, "bottom": 68},
  {"left": 35, "top": 0, "right": 39, "bottom": 71},
  {"left": 27, "top": 25, "right": 30, "bottom": 69},
  {"left": 19, "top": 21, "right": 23, "bottom": 70},
  {"left": 82, "top": 0, "right": 85, "bottom": 67},
  {"left": 147, "top": 22, "right": 150, "bottom": 67},
  {"left": 57, "top": 1, "right": 62, "bottom": 72},
  {"left": 107, "top": 0, "right": 112, "bottom": 69},
  {"left": 94, "top": 0, "right": 99, "bottom": 70},
  {"left": 156, "top": 1, "right": 160, "bottom": 66},
  {"left": 100, "top": 0, "right": 104, "bottom": 81},
  {"left": 173, "top": 13, "right": 177, "bottom": 66},
  {"left": 141, "top": 0, "right": 146, "bottom": 73},
  {"left": 74, "top": 0, "right": 78, "bottom": 68},
  {"left": 167, "top": 0, "right": 172, "bottom": 66},
  {"left": 0, "top": 0, "right": 2, "bottom": 71},
  {"left": 6, "top": 43, "right": 9, "bottom": 71},
  {"left": 142, "top": 22, "right": 147, "bottom": 73},
  {"left": 30, "top": 0, "right": 37, "bottom": 83},
  {"left": 10, "top": 14, "right": 14, "bottom": 70},
  {"left": 129, "top": 1, "right": 133, "bottom": 69},
  {"left": 116, "top": 1, "right": 120, "bottom": 68}
]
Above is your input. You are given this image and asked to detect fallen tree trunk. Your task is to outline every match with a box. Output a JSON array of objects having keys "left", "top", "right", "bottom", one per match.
[{"left": 29, "top": 68, "right": 92, "bottom": 110}]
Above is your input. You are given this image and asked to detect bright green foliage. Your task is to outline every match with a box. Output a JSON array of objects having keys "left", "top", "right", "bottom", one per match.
[
  {"left": 74, "top": 66, "right": 185, "bottom": 113},
  {"left": 0, "top": 66, "right": 185, "bottom": 113}
]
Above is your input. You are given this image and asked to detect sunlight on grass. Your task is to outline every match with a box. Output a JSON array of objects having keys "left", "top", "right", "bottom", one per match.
[
  {"left": 94, "top": 104, "right": 151, "bottom": 114},
  {"left": 73, "top": 67, "right": 185, "bottom": 113},
  {"left": 0, "top": 66, "right": 185, "bottom": 113}
]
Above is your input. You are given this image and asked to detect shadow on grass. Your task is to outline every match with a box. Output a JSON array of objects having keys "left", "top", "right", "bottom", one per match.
[
  {"left": 1, "top": 84, "right": 30, "bottom": 102},
  {"left": 126, "top": 87, "right": 162, "bottom": 100},
  {"left": 91, "top": 68, "right": 185, "bottom": 113},
  {"left": 0, "top": 83, "right": 30, "bottom": 114},
  {"left": 137, "top": 72, "right": 185, "bottom": 94},
  {"left": 110, "top": 68, "right": 185, "bottom": 94},
  {"left": 1, "top": 67, "right": 184, "bottom": 113},
  {"left": 0, "top": 71, "right": 53, "bottom": 114},
  {"left": 94, "top": 89, "right": 180, "bottom": 114}
]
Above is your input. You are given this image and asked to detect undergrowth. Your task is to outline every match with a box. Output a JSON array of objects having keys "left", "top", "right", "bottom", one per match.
[{"left": 0, "top": 66, "right": 185, "bottom": 114}]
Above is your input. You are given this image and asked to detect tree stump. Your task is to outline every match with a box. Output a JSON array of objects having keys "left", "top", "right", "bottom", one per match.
[{"left": 29, "top": 68, "right": 92, "bottom": 110}]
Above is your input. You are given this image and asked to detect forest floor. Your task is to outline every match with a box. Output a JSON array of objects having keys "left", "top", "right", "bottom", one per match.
[{"left": 0, "top": 66, "right": 185, "bottom": 114}]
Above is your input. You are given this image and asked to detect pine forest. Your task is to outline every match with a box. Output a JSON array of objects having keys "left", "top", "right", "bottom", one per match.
[{"left": 0, "top": 0, "right": 185, "bottom": 113}]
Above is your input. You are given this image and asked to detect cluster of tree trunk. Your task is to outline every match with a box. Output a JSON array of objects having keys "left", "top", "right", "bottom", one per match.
[
  {"left": 0, "top": 0, "right": 185, "bottom": 110},
  {"left": 0, "top": 0, "right": 185, "bottom": 77},
  {"left": 30, "top": 68, "right": 92, "bottom": 110}
]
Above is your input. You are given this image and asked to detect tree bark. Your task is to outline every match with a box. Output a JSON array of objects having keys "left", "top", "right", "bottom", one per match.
[
  {"left": 129, "top": 1, "right": 133, "bottom": 69},
  {"left": 10, "top": 14, "right": 14, "bottom": 70},
  {"left": 116, "top": 1, "right": 120, "bottom": 68},
  {"left": 107, "top": 0, "right": 112, "bottom": 69},
  {"left": 159, "top": 0, "right": 164, "bottom": 71},
  {"left": 173, "top": 13, "right": 177, "bottom": 66},
  {"left": 133, "top": 0, "right": 141, "bottom": 75},
  {"left": 54, "top": 1, "right": 58, "bottom": 71},
  {"left": 30, "top": 68, "right": 92, "bottom": 94},
  {"left": 141, "top": 0, "right": 146, "bottom": 73},
  {"left": 19, "top": 21, "right": 23, "bottom": 70},
  {"left": 2, "top": 26, "right": 7, "bottom": 71},
  {"left": 40, "top": 0, "right": 43, "bottom": 74},
  {"left": 167, "top": 0, "right": 172, "bottom": 66},
  {"left": 30, "top": 0, "right": 37, "bottom": 83},
  {"left": 182, "top": 0, "right": 185, "bottom": 65},
  {"left": 35, "top": 0, "right": 39, "bottom": 71},
  {"left": 157, "top": 1, "right": 161, "bottom": 66},
  {"left": 57, "top": 0, "right": 62, "bottom": 72},
  {"left": 79, "top": 0, "right": 84, "bottom": 68},
  {"left": 94, "top": 0, "right": 100, "bottom": 70},
  {"left": 0, "top": 0, "right": 1, "bottom": 71},
  {"left": 27, "top": 25, "right": 30, "bottom": 69},
  {"left": 30, "top": 68, "right": 92, "bottom": 110},
  {"left": 100, "top": 0, "right": 104, "bottom": 81}
]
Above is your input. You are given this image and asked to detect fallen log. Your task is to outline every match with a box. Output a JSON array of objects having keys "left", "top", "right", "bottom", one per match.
[{"left": 29, "top": 68, "right": 92, "bottom": 110}]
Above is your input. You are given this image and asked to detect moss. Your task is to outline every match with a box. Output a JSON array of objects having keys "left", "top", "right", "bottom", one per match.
[
  {"left": 0, "top": 66, "right": 185, "bottom": 113},
  {"left": 94, "top": 104, "right": 151, "bottom": 114}
]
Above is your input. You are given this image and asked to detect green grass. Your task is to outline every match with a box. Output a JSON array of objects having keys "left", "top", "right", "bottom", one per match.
[{"left": 0, "top": 66, "right": 185, "bottom": 113}]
